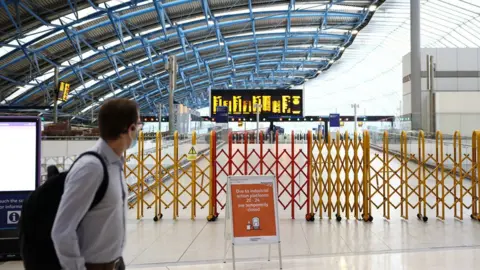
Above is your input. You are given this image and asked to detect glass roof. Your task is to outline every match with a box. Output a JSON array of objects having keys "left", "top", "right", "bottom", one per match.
[{"left": 304, "top": 0, "right": 480, "bottom": 116}]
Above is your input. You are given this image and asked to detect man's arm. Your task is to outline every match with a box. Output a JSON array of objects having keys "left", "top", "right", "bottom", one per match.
[{"left": 51, "top": 155, "right": 104, "bottom": 270}]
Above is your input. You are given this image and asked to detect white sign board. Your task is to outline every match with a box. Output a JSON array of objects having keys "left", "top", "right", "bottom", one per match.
[{"left": 224, "top": 175, "right": 283, "bottom": 269}]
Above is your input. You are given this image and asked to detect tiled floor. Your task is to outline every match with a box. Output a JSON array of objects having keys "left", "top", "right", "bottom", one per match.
[
  {"left": 4, "top": 144, "right": 479, "bottom": 269},
  {"left": 3, "top": 245, "right": 480, "bottom": 270}
]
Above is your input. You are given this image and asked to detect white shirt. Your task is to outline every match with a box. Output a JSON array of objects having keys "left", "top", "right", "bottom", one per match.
[{"left": 51, "top": 139, "right": 127, "bottom": 270}]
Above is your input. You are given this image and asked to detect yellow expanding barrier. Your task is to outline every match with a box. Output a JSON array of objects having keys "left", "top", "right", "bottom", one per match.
[
  {"left": 310, "top": 131, "right": 365, "bottom": 221},
  {"left": 123, "top": 129, "right": 480, "bottom": 222},
  {"left": 123, "top": 131, "right": 213, "bottom": 220}
]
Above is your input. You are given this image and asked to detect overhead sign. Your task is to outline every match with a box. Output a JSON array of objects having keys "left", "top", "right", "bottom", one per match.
[
  {"left": 210, "top": 89, "right": 303, "bottom": 119},
  {"left": 57, "top": 81, "right": 71, "bottom": 102},
  {"left": 329, "top": 113, "right": 340, "bottom": 127},
  {"left": 187, "top": 146, "right": 197, "bottom": 161},
  {"left": 215, "top": 106, "right": 229, "bottom": 123}
]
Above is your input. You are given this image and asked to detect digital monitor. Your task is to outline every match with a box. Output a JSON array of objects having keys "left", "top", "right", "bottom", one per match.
[
  {"left": 0, "top": 118, "right": 40, "bottom": 192},
  {"left": 210, "top": 89, "right": 303, "bottom": 119}
]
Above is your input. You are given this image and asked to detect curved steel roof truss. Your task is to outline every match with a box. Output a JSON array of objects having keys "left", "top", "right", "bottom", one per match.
[{"left": 0, "top": 0, "right": 384, "bottom": 120}]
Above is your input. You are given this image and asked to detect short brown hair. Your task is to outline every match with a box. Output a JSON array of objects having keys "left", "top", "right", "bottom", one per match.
[{"left": 98, "top": 98, "right": 139, "bottom": 140}]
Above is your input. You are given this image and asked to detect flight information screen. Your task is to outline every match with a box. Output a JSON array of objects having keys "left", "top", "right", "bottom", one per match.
[
  {"left": 210, "top": 89, "right": 303, "bottom": 119},
  {"left": 0, "top": 121, "right": 38, "bottom": 192}
]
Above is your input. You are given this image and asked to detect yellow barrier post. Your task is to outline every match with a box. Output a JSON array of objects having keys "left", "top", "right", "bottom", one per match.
[
  {"left": 173, "top": 131, "right": 179, "bottom": 220},
  {"left": 436, "top": 131, "right": 445, "bottom": 220},
  {"left": 400, "top": 131, "right": 407, "bottom": 219},
  {"left": 362, "top": 130, "right": 372, "bottom": 222},
  {"left": 326, "top": 133, "right": 333, "bottom": 219},
  {"left": 473, "top": 131, "right": 480, "bottom": 221},
  {"left": 383, "top": 131, "right": 390, "bottom": 220},
  {"left": 417, "top": 131, "right": 426, "bottom": 221},
  {"left": 353, "top": 132, "right": 359, "bottom": 220},
  {"left": 154, "top": 131, "right": 163, "bottom": 221},
  {"left": 317, "top": 131, "right": 324, "bottom": 219},
  {"left": 191, "top": 131, "right": 197, "bottom": 220},
  {"left": 344, "top": 131, "right": 350, "bottom": 220},
  {"left": 137, "top": 131, "right": 144, "bottom": 220},
  {"left": 453, "top": 131, "right": 463, "bottom": 220},
  {"left": 335, "top": 131, "right": 342, "bottom": 221}
]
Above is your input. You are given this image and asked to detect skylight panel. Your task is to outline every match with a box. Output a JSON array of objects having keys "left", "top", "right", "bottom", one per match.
[
  {"left": 457, "top": 25, "right": 480, "bottom": 46},
  {"left": 4, "top": 68, "right": 55, "bottom": 101},
  {"left": 430, "top": 0, "right": 476, "bottom": 19},
  {"left": 443, "top": 35, "right": 466, "bottom": 48},
  {"left": 441, "top": 0, "right": 480, "bottom": 14},
  {"left": 422, "top": 12, "right": 454, "bottom": 29},
  {"left": 449, "top": 30, "right": 477, "bottom": 47},
  {"left": 139, "top": 25, "right": 171, "bottom": 36}
]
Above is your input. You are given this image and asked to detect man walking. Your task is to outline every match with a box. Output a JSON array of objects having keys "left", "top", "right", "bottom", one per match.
[{"left": 51, "top": 98, "right": 142, "bottom": 270}]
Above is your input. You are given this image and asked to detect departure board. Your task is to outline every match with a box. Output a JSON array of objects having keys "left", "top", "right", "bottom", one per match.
[{"left": 210, "top": 89, "right": 303, "bottom": 118}]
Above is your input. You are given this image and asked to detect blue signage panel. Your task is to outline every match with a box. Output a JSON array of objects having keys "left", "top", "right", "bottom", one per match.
[
  {"left": 329, "top": 113, "right": 340, "bottom": 127},
  {"left": 0, "top": 193, "right": 29, "bottom": 230},
  {"left": 216, "top": 106, "right": 229, "bottom": 123}
]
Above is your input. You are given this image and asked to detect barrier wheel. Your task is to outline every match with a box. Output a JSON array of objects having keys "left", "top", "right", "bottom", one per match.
[
  {"left": 207, "top": 215, "right": 217, "bottom": 222},
  {"left": 153, "top": 214, "right": 163, "bottom": 222},
  {"left": 368, "top": 215, "right": 373, "bottom": 222},
  {"left": 305, "top": 213, "right": 315, "bottom": 222},
  {"left": 417, "top": 213, "right": 422, "bottom": 220},
  {"left": 336, "top": 215, "right": 342, "bottom": 222},
  {"left": 423, "top": 216, "right": 428, "bottom": 222}
]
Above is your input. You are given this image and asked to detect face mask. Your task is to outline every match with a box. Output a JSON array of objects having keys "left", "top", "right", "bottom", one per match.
[{"left": 129, "top": 126, "right": 139, "bottom": 149}]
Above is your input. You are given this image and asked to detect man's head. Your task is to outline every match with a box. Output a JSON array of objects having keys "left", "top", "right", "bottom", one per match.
[{"left": 98, "top": 98, "right": 142, "bottom": 152}]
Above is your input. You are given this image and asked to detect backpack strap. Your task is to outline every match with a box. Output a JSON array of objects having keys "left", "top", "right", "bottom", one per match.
[{"left": 72, "top": 151, "right": 109, "bottom": 211}]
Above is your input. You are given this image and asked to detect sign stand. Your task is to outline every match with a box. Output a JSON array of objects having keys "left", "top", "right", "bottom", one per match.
[{"left": 224, "top": 175, "right": 283, "bottom": 270}]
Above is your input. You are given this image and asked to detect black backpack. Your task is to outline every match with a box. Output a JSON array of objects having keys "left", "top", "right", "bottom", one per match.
[{"left": 19, "top": 151, "right": 109, "bottom": 270}]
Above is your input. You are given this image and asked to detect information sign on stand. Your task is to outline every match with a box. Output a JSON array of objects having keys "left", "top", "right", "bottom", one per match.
[{"left": 224, "top": 175, "right": 283, "bottom": 270}]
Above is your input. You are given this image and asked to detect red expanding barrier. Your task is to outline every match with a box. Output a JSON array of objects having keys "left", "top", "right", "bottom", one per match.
[{"left": 212, "top": 130, "right": 312, "bottom": 219}]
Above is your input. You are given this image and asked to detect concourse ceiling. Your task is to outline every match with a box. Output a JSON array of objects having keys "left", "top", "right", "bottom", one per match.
[{"left": 0, "top": 0, "right": 384, "bottom": 121}]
